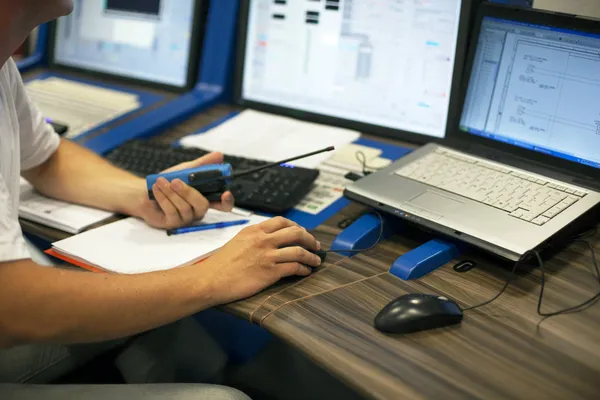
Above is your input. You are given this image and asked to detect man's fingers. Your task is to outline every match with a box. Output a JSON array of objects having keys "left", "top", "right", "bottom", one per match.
[
  {"left": 155, "top": 178, "right": 194, "bottom": 225},
  {"left": 210, "top": 191, "right": 235, "bottom": 212},
  {"left": 269, "top": 226, "right": 320, "bottom": 251},
  {"left": 275, "top": 247, "right": 322, "bottom": 267},
  {"left": 171, "top": 179, "right": 210, "bottom": 219},
  {"left": 277, "top": 263, "right": 313, "bottom": 278},
  {"left": 161, "top": 152, "right": 224, "bottom": 173},
  {"left": 152, "top": 183, "right": 181, "bottom": 228},
  {"left": 259, "top": 216, "right": 299, "bottom": 234}
]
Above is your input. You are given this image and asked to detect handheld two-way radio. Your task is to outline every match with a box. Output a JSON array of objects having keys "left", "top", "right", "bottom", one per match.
[{"left": 146, "top": 147, "right": 335, "bottom": 202}]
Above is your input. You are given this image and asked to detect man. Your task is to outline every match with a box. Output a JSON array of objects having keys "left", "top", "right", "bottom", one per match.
[{"left": 0, "top": 1, "right": 322, "bottom": 399}]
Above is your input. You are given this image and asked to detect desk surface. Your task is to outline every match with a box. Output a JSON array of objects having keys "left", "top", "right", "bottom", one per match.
[{"left": 21, "top": 104, "right": 600, "bottom": 400}]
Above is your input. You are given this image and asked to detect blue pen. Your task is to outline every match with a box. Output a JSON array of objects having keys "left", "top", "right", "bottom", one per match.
[{"left": 166, "top": 220, "right": 250, "bottom": 236}]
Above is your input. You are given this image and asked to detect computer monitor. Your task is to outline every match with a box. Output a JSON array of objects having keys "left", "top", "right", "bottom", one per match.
[
  {"left": 459, "top": 14, "right": 600, "bottom": 169},
  {"left": 235, "top": 0, "right": 472, "bottom": 143},
  {"left": 50, "top": 0, "right": 205, "bottom": 91}
]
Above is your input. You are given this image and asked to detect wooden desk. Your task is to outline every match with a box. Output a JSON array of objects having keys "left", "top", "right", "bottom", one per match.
[{"left": 21, "top": 105, "right": 600, "bottom": 400}]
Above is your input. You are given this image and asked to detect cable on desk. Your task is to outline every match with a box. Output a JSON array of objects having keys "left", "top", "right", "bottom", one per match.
[
  {"left": 248, "top": 256, "right": 349, "bottom": 324},
  {"left": 258, "top": 272, "right": 389, "bottom": 328},
  {"left": 249, "top": 211, "right": 387, "bottom": 324},
  {"left": 355, "top": 150, "right": 386, "bottom": 177},
  {"left": 463, "top": 233, "right": 600, "bottom": 319}
]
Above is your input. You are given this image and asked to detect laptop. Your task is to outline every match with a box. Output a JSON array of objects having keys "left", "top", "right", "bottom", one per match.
[
  {"left": 23, "top": 0, "right": 206, "bottom": 141},
  {"left": 345, "top": 3, "right": 600, "bottom": 261}
]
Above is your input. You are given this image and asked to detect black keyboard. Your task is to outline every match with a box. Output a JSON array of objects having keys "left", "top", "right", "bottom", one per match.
[{"left": 105, "top": 140, "right": 320, "bottom": 214}]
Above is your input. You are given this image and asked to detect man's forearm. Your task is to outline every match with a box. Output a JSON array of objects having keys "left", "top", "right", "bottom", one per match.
[
  {"left": 0, "top": 260, "right": 217, "bottom": 348},
  {"left": 21, "top": 139, "right": 145, "bottom": 217}
]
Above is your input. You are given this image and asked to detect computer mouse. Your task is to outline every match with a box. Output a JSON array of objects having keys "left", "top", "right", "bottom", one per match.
[
  {"left": 309, "top": 250, "right": 328, "bottom": 264},
  {"left": 374, "top": 293, "right": 463, "bottom": 334}
]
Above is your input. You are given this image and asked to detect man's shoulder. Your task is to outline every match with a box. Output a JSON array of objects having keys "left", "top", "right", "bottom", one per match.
[{"left": 0, "top": 58, "right": 18, "bottom": 88}]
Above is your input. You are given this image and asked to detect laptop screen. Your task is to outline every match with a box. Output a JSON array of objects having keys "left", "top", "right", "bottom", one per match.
[
  {"left": 460, "top": 16, "right": 600, "bottom": 169},
  {"left": 240, "top": 0, "right": 465, "bottom": 139},
  {"left": 53, "top": 0, "right": 198, "bottom": 88}
]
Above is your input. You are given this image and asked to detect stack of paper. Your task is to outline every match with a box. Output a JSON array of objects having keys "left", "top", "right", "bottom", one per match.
[
  {"left": 19, "top": 179, "right": 114, "bottom": 234},
  {"left": 50, "top": 209, "right": 269, "bottom": 274},
  {"left": 179, "top": 110, "right": 361, "bottom": 169}
]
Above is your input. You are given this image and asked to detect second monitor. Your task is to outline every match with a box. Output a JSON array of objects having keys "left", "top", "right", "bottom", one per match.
[{"left": 235, "top": 0, "right": 473, "bottom": 143}]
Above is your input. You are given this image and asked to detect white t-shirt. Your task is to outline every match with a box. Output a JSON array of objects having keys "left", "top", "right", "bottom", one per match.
[{"left": 0, "top": 58, "right": 60, "bottom": 263}]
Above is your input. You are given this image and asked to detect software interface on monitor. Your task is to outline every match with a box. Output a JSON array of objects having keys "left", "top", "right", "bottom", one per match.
[
  {"left": 242, "top": 0, "right": 464, "bottom": 139},
  {"left": 54, "top": 0, "right": 196, "bottom": 87},
  {"left": 460, "top": 17, "right": 600, "bottom": 169}
]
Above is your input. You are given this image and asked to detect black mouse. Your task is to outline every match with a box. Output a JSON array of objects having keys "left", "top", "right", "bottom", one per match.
[
  {"left": 374, "top": 293, "right": 463, "bottom": 334},
  {"left": 310, "top": 250, "right": 327, "bottom": 264}
]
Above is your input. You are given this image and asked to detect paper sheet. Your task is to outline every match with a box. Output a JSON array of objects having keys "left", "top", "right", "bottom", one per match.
[
  {"left": 52, "top": 210, "right": 269, "bottom": 274},
  {"left": 19, "top": 179, "right": 114, "bottom": 234},
  {"left": 179, "top": 110, "right": 361, "bottom": 169}
]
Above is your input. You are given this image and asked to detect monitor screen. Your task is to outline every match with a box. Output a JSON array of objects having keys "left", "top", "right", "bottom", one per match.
[
  {"left": 460, "top": 16, "right": 600, "bottom": 169},
  {"left": 239, "top": 0, "right": 465, "bottom": 140},
  {"left": 53, "top": 0, "right": 198, "bottom": 88}
]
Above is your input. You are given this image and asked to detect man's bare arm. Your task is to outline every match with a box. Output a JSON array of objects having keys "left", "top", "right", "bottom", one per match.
[
  {"left": 0, "top": 259, "right": 216, "bottom": 349},
  {"left": 21, "top": 138, "right": 149, "bottom": 218},
  {"left": 0, "top": 217, "right": 322, "bottom": 350}
]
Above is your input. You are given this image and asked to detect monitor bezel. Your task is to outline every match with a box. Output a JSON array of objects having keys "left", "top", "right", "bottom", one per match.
[
  {"left": 233, "top": 0, "right": 473, "bottom": 145},
  {"left": 452, "top": 3, "right": 600, "bottom": 180},
  {"left": 47, "top": 0, "right": 206, "bottom": 93}
]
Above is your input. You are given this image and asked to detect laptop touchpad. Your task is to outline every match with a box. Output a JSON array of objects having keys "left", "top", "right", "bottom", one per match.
[{"left": 408, "top": 191, "right": 464, "bottom": 213}]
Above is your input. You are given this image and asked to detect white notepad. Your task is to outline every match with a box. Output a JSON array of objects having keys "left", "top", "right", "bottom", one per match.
[
  {"left": 51, "top": 209, "right": 269, "bottom": 274},
  {"left": 179, "top": 110, "right": 361, "bottom": 169},
  {"left": 19, "top": 179, "right": 114, "bottom": 234}
]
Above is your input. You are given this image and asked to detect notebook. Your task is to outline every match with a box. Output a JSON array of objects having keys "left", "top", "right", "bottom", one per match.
[
  {"left": 48, "top": 209, "right": 269, "bottom": 274},
  {"left": 19, "top": 179, "right": 114, "bottom": 234}
]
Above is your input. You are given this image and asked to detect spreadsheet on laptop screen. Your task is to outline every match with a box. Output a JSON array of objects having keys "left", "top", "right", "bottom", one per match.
[
  {"left": 241, "top": 0, "right": 464, "bottom": 139},
  {"left": 460, "top": 16, "right": 600, "bottom": 169},
  {"left": 54, "top": 0, "right": 196, "bottom": 87}
]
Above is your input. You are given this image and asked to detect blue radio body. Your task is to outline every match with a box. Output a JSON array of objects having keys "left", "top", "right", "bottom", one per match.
[{"left": 146, "top": 164, "right": 233, "bottom": 202}]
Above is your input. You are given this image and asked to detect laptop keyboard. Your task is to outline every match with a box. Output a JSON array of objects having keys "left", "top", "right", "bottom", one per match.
[
  {"left": 394, "top": 147, "right": 587, "bottom": 226},
  {"left": 26, "top": 77, "right": 141, "bottom": 139}
]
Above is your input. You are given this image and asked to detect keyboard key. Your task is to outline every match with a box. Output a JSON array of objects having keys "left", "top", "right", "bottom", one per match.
[
  {"left": 393, "top": 148, "right": 583, "bottom": 226},
  {"left": 532, "top": 216, "right": 550, "bottom": 226}
]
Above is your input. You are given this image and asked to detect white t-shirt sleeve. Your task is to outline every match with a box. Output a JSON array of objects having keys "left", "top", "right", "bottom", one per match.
[
  {"left": 0, "top": 174, "right": 30, "bottom": 263},
  {"left": 7, "top": 59, "right": 60, "bottom": 171}
]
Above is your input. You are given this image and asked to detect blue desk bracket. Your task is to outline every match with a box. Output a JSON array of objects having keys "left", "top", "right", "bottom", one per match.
[
  {"left": 330, "top": 212, "right": 400, "bottom": 257},
  {"left": 331, "top": 211, "right": 462, "bottom": 279},
  {"left": 389, "top": 239, "right": 460, "bottom": 280}
]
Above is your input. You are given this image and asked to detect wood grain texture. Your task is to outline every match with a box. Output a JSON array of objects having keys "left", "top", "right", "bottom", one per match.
[{"left": 265, "top": 273, "right": 600, "bottom": 400}]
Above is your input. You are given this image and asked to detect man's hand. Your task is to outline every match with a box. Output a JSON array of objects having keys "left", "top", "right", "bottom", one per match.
[
  {"left": 139, "top": 152, "right": 235, "bottom": 229},
  {"left": 201, "top": 217, "right": 323, "bottom": 304}
]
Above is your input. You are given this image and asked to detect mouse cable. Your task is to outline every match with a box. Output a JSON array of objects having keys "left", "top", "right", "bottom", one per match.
[
  {"left": 535, "top": 243, "right": 600, "bottom": 318},
  {"left": 324, "top": 211, "right": 386, "bottom": 255},
  {"left": 463, "top": 235, "right": 600, "bottom": 318},
  {"left": 462, "top": 251, "right": 529, "bottom": 311}
]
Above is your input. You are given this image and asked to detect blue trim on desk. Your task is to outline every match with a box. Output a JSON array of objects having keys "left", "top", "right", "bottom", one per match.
[
  {"left": 87, "top": 0, "right": 240, "bottom": 155},
  {"left": 178, "top": 112, "right": 414, "bottom": 230},
  {"left": 24, "top": 72, "right": 165, "bottom": 150},
  {"left": 283, "top": 139, "right": 412, "bottom": 230}
]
